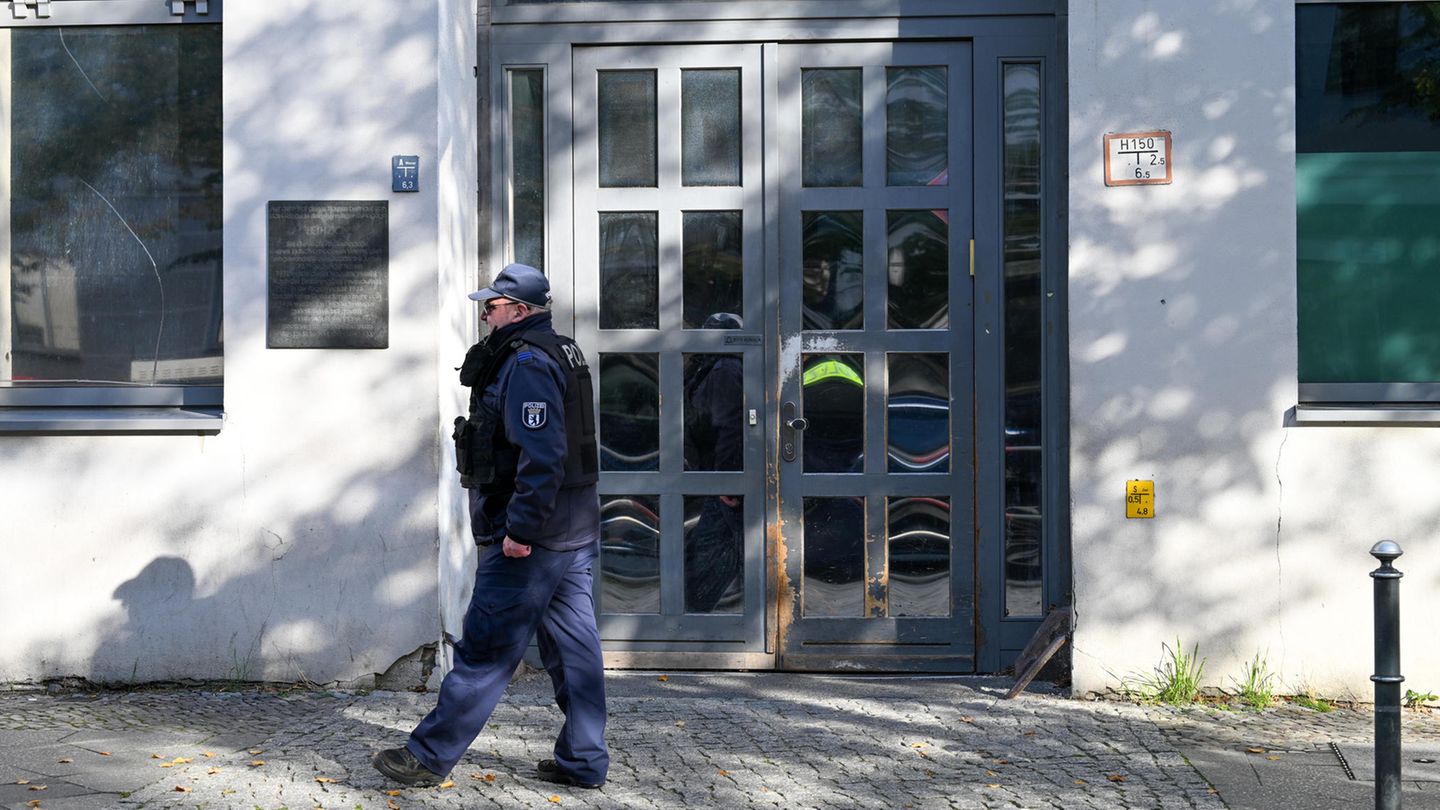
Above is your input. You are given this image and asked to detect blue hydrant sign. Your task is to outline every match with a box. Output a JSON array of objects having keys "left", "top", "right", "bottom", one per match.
[{"left": 392, "top": 155, "right": 419, "bottom": 192}]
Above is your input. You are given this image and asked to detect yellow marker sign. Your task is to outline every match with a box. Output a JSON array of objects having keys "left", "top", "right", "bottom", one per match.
[{"left": 1126, "top": 480, "right": 1155, "bottom": 519}]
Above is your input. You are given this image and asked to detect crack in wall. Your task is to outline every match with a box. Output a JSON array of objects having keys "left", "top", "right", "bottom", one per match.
[{"left": 1274, "top": 430, "right": 1289, "bottom": 672}]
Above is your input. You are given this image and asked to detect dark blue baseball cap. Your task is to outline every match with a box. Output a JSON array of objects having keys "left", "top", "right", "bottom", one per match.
[{"left": 468, "top": 263, "right": 551, "bottom": 309}]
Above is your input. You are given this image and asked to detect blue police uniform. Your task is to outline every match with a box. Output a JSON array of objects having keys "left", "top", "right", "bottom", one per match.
[{"left": 403, "top": 311, "right": 608, "bottom": 786}]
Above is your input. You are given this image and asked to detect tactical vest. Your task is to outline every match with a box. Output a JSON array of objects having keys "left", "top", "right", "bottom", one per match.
[{"left": 452, "top": 327, "right": 599, "bottom": 491}]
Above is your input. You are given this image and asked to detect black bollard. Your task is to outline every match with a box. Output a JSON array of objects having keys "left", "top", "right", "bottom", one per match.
[{"left": 1370, "top": 540, "right": 1404, "bottom": 810}]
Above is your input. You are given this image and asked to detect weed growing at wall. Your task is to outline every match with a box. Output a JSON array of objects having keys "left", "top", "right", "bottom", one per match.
[{"left": 1123, "top": 639, "right": 1206, "bottom": 706}]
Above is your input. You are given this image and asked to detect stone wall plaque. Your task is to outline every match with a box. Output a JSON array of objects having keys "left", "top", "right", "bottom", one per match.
[{"left": 267, "top": 201, "right": 389, "bottom": 349}]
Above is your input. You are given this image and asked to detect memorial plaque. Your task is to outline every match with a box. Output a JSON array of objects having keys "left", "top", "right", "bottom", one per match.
[{"left": 267, "top": 201, "right": 389, "bottom": 349}]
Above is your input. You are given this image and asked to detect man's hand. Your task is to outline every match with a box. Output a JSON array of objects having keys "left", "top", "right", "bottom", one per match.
[{"left": 502, "top": 537, "right": 532, "bottom": 558}]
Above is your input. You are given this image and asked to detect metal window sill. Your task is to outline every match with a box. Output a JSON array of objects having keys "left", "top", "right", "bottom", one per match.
[
  {"left": 0, "top": 407, "right": 224, "bottom": 434},
  {"left": 1289, "top": 404, "right": 1440, "bottom": 427}
]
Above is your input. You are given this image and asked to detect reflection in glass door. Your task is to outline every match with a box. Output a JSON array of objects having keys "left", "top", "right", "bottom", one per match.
[
  {"left": 776, "top": 42, "right": 977, "bottom": 671},
  {"left": 572, "top": 46, "right": 769, "bottom": 656}
]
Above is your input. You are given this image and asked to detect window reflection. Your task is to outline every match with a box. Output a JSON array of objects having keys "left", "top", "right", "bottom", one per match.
[
  {"left": 802, "top": 353, "right": 864, "bottom": 473},
  {"left": 684, "top": 495, "right": 743, "bottom": 614},
  {"left": 509, "top": 69, "right": 546, "bottom": 270},
  {"left": 887, "top": 210, "right": 949, "bottom": 329},
  {"left": 801, "top": 69, "right": 863, "bottom": 187},
  {"left": 599, "top": 495, "right": 660, "bottom": 614},
  {"left": 598, "top": 212, "right": 658, "bottom": 329},
  {"left": 8, "top": 25, "right": 222, "bottom": 386},
  {"left": 803, "top": 496, "right": 865, "bottom": 617},
  {"left": 1003, "top": 63, "right": 1043, "bottom": 618},
  {"left": 684, "top": 352, "right": 743, "bottom": 472},
  {"left": 682, "top": 212, "right": 743, "bottom": 329},
  {"left": 682, "top": 69, "right": 742, "bottom": 187},
  {"left": 887, "top": 354, "right": 949, "bottom": 473},
  {"left": 802, "top": 211, "right": 864, "bottom": 330},
  {"left": 599, "top": 353, "right": 659, "bottom": 471},
  {"left": 888, "top": 496, "right": 950, "bottom": 617},
  {"left": 886, "top": 66, "right": 948, "bottom": 186},
  {"left": 598, "top": 71, "right": 657, "bottom": 187}
]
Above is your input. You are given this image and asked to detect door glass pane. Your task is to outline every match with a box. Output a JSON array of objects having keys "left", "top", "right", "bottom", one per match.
[
  {"left": 887, "top": 496, "right": 951, "bottom": 617},
  {"left": 801, "top": 68, "right": 862, "bottom": 187},
  {"left": 599, "top": 353, "right": 659, "bottom": 471},
  {"left": 684, "top": 353, "right": 743, "bottom": 471},
  {"left": 509, "top": 68, "right": 545, "bottom": 270},
  {"left": 887, "top": 353, "right": 949, "bottom": 473},
  {"left": 802, "top": 211, "right": 864, "bottom": 330},
  {"left": 598, "top": 70, "right": 657, "bottom": 187},
  {"left": 684, "top": 495, "right": 744, "bottom": 614},
  {"left": 887, "top": 210, "right": 949, "bottom": 329},
  {"left": 802, "top": 353, "right": 864, "bottom": 473},
  {"left": 599, "top": 212, "right": 658, "bottom": 329},
  {"left": 886, "top": 66, "right": 948, "bottom": 186},
  {"left": 682, "top": 212, "right": 743, "bottom": 329},
  {"left": 682, "top": 69, "right": 741, "bottom": 187},
  {"left": 802, "top": 496, "right": 865, "bottom": 617},
  {"left": 1003, "top": 62, "right": 1044, "bottom": 618},
  {"left": 7, "top": 25, "right": 223, "bottom": 386},
  {"left": 600, "top": 495, "right": 660, "bottom": 614}
]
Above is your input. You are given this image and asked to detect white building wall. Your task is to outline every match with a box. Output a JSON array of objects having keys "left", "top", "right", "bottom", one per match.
[
  {"left": 0, "top": 1, "right": 471, "bottom": 685},
  {"left": 1068, "top": 0, "right": 1440, "bottom": 697}
]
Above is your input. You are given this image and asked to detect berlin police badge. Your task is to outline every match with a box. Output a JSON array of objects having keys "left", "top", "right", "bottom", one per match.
[{"left": 522, "top": 401, "right": 547, "bottom": 429}]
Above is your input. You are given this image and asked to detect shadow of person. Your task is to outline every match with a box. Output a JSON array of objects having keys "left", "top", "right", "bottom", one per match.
[{"left": 94, "top": 556, "right": 211, "bottom": 684}]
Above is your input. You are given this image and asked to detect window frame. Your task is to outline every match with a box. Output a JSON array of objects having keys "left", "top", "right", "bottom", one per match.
[{"left": 0, "top": 0, "right": 222, "bottom": 433}]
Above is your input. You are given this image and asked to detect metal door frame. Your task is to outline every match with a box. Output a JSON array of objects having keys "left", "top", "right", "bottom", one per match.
[{"left": 483, "top": 10, "right": 1069, "bottom": 674}]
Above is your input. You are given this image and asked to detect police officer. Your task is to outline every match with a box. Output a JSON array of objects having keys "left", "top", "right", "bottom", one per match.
[{"left": 372, "top": 263, "right": 609, "bottom": 790}]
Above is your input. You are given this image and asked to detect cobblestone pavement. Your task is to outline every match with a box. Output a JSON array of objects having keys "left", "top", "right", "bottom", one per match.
[{"left": 1, "top": 672, "right": 1436, "bottom": 809}]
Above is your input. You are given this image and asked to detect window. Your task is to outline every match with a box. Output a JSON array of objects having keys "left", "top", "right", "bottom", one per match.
[
  {"left": 1297, "top": 2, "right": 1440, "bottom": 408},
  {"left": 0, "top": 4, "right": 222, "bottom": 432}
]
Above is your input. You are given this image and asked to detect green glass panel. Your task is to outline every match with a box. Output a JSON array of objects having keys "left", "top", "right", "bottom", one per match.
[{"left": 1297, "top": 151, "right": 1440, "bottom": 382}]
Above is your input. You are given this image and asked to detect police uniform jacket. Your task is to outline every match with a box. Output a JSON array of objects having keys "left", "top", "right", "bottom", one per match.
[{"left": 469, "top": 313, "right": 600, "bottom": 552}]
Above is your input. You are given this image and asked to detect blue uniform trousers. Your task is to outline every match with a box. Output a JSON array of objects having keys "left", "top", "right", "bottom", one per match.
[{"left": 406, "top": 541, "right": 609, "bottom": 784}]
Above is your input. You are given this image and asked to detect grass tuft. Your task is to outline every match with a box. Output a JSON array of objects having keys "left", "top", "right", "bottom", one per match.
[
  {"left": 1232, "top": 652, "right": 1276, "bottom": 711},
  {"left": 1124, "top": 639, "right": 1206, "bottom": 706}
]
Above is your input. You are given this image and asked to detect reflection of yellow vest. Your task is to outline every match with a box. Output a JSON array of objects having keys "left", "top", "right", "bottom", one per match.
[{"left": 802, "top": 359, "right": 864, "bottom": 388}]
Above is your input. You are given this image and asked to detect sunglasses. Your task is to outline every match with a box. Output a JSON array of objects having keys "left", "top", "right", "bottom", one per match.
[{"left": 483, "top": 299, "right": 521, "bottom": 315}]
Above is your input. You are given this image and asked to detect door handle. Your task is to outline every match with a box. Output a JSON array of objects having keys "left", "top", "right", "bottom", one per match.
[{"left": 782, "top": 401, "right": 804, "bottom": 462}]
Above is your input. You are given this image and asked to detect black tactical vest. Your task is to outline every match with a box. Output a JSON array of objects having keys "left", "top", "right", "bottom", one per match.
[{"left": 452, "top": 327, "right": 599, "bottom": 491}]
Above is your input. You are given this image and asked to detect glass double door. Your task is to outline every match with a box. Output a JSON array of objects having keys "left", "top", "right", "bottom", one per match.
[{"left": 574, "top": 41, "right": 976, "bottom": 671}]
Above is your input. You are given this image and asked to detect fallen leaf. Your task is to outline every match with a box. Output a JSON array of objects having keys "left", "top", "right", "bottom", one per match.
[
  {"left": 28, "top": 785, "right": 48, "bottom": 791},
  {"left": 657, "top": 675, "right": 669, "bottom": 682},
  {"left": 150, "top": 754, "right": 163, "bottom": 760},
  {"left": 202, "top": 751, "right": 215, "bottom": 758},
  {"left": 484, "top": 773, "right": 497, "bottom": 782},
  {"left": 207, "top": 767, "right": 221, "bottom": 775},
  {"left": 985, "top": 783, "right": 1001, "bottom": 789},
  {"left": 171, "top": 757, "right": 192, "bottom": 764},
  {"left": 1074, "top": 779, "right": 1087, "bottom": 785},
  {"left": 994, "top": 759, "right": 1010, "bottom": 765},
  {"left": 248, "top": 748, "right": 264, "bottom": 756},
  {"left": 911, "top": 742, "right": 927, "bottom": 748},
  {"left": 249, "top": 760, "right": 266, "bottom": 767},
  {"left": 986, "top": 769, "right": 997, "bottom": 777},
  {"left": 439, "top": 780, "right": 455, "bottom": 788},
  {"left": 158, "top": 763, "right": 175, "bottom": 769},
  {"left": 56, "top": 759, "right": 72, "bottom": 764},
  {"left": 549, "top": 795, "right": 562, "bottom": 803},
  {"left": 1023, "top": 731, "right": 1037, "bottom": 737},
  {"left": 961, "top": 716, "right": 975, "bottom": 724},
  {"left": 98, "top": 752, "right": 111, "bottom": 757},
  {"left": 1246, "top": 747, "right": 1265, "bottom": 754},
  {"left": 386, "top": 789, "right": 403, "bottom": 796},
  {"left": 1107, "top": 774, "right": 1127, "bottom": 783},
  {"left": 173, "top": 786, "right": 191, "bottom": 793},
  {"left": 315, "top": 776, "right": 337, "bottom": 784},
  {"left": 387, "top": 801, "right": 400, "bottom": 810},
  {"left": 924, "top": 769, "right": 937, "bottom": 778},
  {"left": 25, "top": 801, "right": 41, "bottom": 808},
  {"left": 675, "top": 720, "right": 686, "bottom": 727},
  {"left": 1267, "top": 755, "right": 1281, "bottom": 761},
  {"left": 717, "top": 769, "right": 730, "bottom": 776},
  {"left": 15, "top": 779, "right": 30, "bottom": 785}
]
